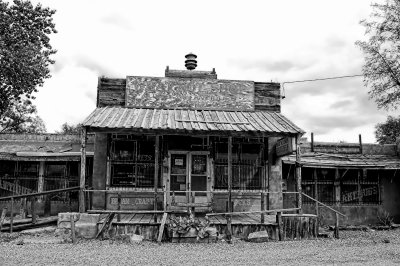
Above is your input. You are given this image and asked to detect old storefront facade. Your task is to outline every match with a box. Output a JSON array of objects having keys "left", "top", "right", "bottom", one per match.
[
  {"left": 283, "top": 139, "right": 400, "bottom": 225},
  {"left": 82, "top": 56, "right": 303, "bottom": 213},
  {"left": 0, "top": 133, "right": 94, "bottom": 215}
]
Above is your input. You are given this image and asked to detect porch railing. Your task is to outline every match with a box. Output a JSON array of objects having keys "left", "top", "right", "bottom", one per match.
[{"left": 0, "top": 186, "right": 80, "bottom": 233}]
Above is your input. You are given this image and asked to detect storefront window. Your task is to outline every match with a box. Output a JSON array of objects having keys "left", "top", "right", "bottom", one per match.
[
  {"left": 110, "top": 134, "right": 158, "bottom": 188},
  {"left": 300, "top": 167, "right": 381, "bottom": 205},
  {"left": 214, "top": 138, "right": 265, "bottom": 190}
]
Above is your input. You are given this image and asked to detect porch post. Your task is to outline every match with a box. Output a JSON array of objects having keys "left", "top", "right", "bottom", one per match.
[
  {"left": 79, "top": 126, "right": 87, "bottom": 213},
  {"left": 295, "top": 135, "right": 302, "bottom": 214},
  {"left": 154, "top": 135, "right": 160, "bottom": 212},
  {"left": 228, "top": 136, "right": 232, "bottom": 213},
  {"left": 227, "top": 136, "right": 233, "bottom": 242},
  {"left": 38, "top": 161, "right": 45, "bottom": 193},
  {"left": 37, "top": 161, "right": 45, "bottom": 203}
]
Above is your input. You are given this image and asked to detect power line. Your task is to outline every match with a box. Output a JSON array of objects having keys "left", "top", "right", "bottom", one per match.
[
  {"left": 282, "top": 74, "right": 364, "bottom": 85},
  {"left": 281, "top": 74, "right": 364, "bottom": 99}
]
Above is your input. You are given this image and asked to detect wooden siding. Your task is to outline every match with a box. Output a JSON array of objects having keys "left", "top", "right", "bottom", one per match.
[
  {"left": 96, "top": 77, "right": 282, "bottom": 113},
  {"left": 254, "top": 82, "right": 281, "bottom": 112},
  {"left": 125, "top": 76, "right": 254, "bottom": 110},
  {"left": 97, "top": 77, "right": 126, "bottom": 107},
  {"left": 165, "top": 68, "right": 217, "bottom": 79}
]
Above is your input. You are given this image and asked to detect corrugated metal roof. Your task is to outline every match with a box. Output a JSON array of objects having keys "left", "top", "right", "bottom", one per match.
[
  {"left": 283, "top": 152, "right": 400, "bottom": 169},
  {"left": 82, "top": 106, "right": 304, "bottom": 135}
]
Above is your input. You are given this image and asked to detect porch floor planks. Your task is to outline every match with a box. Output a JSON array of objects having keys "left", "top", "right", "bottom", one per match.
[
  {"left": 140, "top": 214, "right": 153, "bottom": 224},
  {"left": 98, "top": 212, "right": 278, "bottom": 226},
  {"left": 206, "top": 214, "right": 275, "bottom": 225},
  {"left": 130, "top": 213, "right": 144, "bottom": 223},
  {"left": 246, "top": 213, "right": 263, "bottom": 224}
]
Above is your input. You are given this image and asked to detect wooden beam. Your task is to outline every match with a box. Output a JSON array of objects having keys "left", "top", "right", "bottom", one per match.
[
  {"left": 154, "top": 135, "right": 160, "bottom": 214},
  {"left": 70, "top": 215, "right": 77, "bottom": 244},
  {"left": 0, "top": 186, "right": 80, "bottom": 201},
  {"left": 311, "top": 132, "right": 314, "bottom": 152},
  {"left": 31, "top": 197, "right": 36, "bottom": 224},
  {"left": 276, "top": 211, "right": 283, "bottom": 241},
  {"left": 38, "top": 161, "right": 45, "bottom": 194},
  {"left": 227, "top": 136, "right": 233, "bottom": 243},
  {"left": 206, "top": 207, "right": 301, "bottom": 216},
  {"left": 0, "top": 208, "right": 6, "bottom": 231},
  {"left": 87, "top": 210, "right": 187, "bottom": 214},
  {"left": 157, "top": 212, "right": 168, "bottom": 243},
  {"left": 10, "top": 198, "right": 14, "bottom": 233},
  {"left": 227, "top": 137, "right": 233, "bottom": 213},
  {"left": 79, "top": 126, "right": 87, "bottom": 213},
  {"left": 295, "top": 136, "right": 302, "bottom": 214}
]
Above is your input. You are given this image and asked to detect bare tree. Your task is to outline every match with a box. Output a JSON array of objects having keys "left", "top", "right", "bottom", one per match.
[{"left": 356, "top": 0, "right": 400, "bottom": 110}]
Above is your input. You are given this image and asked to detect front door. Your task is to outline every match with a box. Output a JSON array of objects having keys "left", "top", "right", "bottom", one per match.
[{"left": 167, "top": 151, "right": 210, "bottom": 210}]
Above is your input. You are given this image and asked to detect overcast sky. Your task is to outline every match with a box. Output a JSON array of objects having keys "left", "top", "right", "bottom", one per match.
[{"left": 30, "top": 0, "right": 393, "bottom": 143}]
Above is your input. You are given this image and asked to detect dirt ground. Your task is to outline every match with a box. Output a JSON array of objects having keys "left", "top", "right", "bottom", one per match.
[{"left": 1, "top": 229, "right": 400, "bottom": 265}]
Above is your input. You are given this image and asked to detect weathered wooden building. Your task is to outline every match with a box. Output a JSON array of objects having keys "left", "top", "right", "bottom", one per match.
[
  {"left": 0, "top": 133, "right": 94, "bottom": 215},
  {"left": 283, "top": 138, "right": 400, "bottom": 225},
  {"left": 81, "top": 55, "right": 304, "bottom": 214}
]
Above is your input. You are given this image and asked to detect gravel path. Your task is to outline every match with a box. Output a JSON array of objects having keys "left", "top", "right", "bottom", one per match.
[{"left": 1, "top": 230, "right": 400, "bottom": 265}]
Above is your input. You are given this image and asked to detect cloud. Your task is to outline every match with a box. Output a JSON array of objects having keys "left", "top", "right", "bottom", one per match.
[
  {"left": 330, "top": 100, "right": 353, "bottom": 109},
  {"left": 49, "top": 54, "right": 118, "bottom": 77},
  {"left": 75, "top": 55, "right": 117, "bottom": 77},
  {"left": 229, "top": 58, "right": 314, "bottom": 73},
  {"left": 100, "top": 15, "right": 135, "bottom": 31}
]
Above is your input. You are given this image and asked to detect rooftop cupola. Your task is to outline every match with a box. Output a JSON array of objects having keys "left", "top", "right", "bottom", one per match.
[{"left": 185, "top": 53, "right": 197, "bottom": 70}]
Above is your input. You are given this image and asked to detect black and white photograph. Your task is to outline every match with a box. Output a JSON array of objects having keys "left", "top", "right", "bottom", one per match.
[{"left": 1, "top": 0, "right": 400, "bottom": 265}]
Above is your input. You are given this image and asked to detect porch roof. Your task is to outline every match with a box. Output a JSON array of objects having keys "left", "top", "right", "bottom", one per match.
[
  {"left": 82, "top": 106, "right": 304, "bottom": 136},
  {"left": 282, "top": 152, "right": 400, "bottom": 169}
]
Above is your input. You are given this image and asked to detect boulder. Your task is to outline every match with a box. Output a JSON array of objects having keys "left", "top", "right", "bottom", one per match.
[
  {"left": 247, "top": 231, "right": 269, "bottom": 243},
  {"left": 130, "top": 234, "right": 144, "bottom": 244}
]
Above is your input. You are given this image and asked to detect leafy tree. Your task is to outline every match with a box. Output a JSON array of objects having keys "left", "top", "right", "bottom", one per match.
[
  {"left": 375, "top": 116, "right": 400, "bottom": 144},
  {"left": 356, "top": 0, "right": 400, "bottom": 110},
  {"left": 56, "top": 123, "right": 82, "bottom": 134},
  {"left": 0, "top": 0, "right": 56, "bottom": 132},
  {"left": 0, "top": 99, "right": 46, "bottom": 133}
]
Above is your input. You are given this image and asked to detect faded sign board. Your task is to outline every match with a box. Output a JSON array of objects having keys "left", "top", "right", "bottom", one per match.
[
  {"left": 126, "top": 76, "right": 254, "bottom": 110},
  {"left": 276, "top": 137, "right": 295, "bottom": 157}
]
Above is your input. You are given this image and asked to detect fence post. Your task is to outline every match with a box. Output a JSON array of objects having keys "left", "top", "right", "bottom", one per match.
[
  {"left": 70, "top": 215, "right": 77, "bottom": 244},
  {"left": 226, "top": 214, "right": 232, "bottom": 244},
  {"left": 261, "top": 192, "right": 265, "bottom": 223},
  {"left": 334, "top": 213, "right": 339, "bottom": 239},
  {"left": 44, "top": 195, "right": 51, "bottom": 217},
  {"left": 117, "top": 192, "right": 121, "bottom": 222},
  {"left": 10, "top": 198, "right": 14, "bottom": 233},
  {"left": 31, "top": 196, "right": 37, "bottom": 224},
  {"left": 276, "top": 211, "right": 283, "bottom": 241},
  {"left": 20, "top": 198, "right": 26, "bottom": 219}
]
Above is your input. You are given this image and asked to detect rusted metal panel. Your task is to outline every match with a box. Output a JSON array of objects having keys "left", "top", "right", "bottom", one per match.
[
  {"left": 82, "top": 107, "right": 304, "bottom": 135},
  {"left": 283, "top": 153, "right": 400, "bottom": 169},
  {"left": 125, "top": 76, "right": 254, "bottom": 111}
]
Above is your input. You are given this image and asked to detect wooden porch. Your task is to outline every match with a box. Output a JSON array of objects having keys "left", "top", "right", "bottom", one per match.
[
  {"left": 91, "top": 210, "right": 318, "bottom": 242},
  {"left": 97, "top": 212, "right": 278, "bottom": 226}
]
